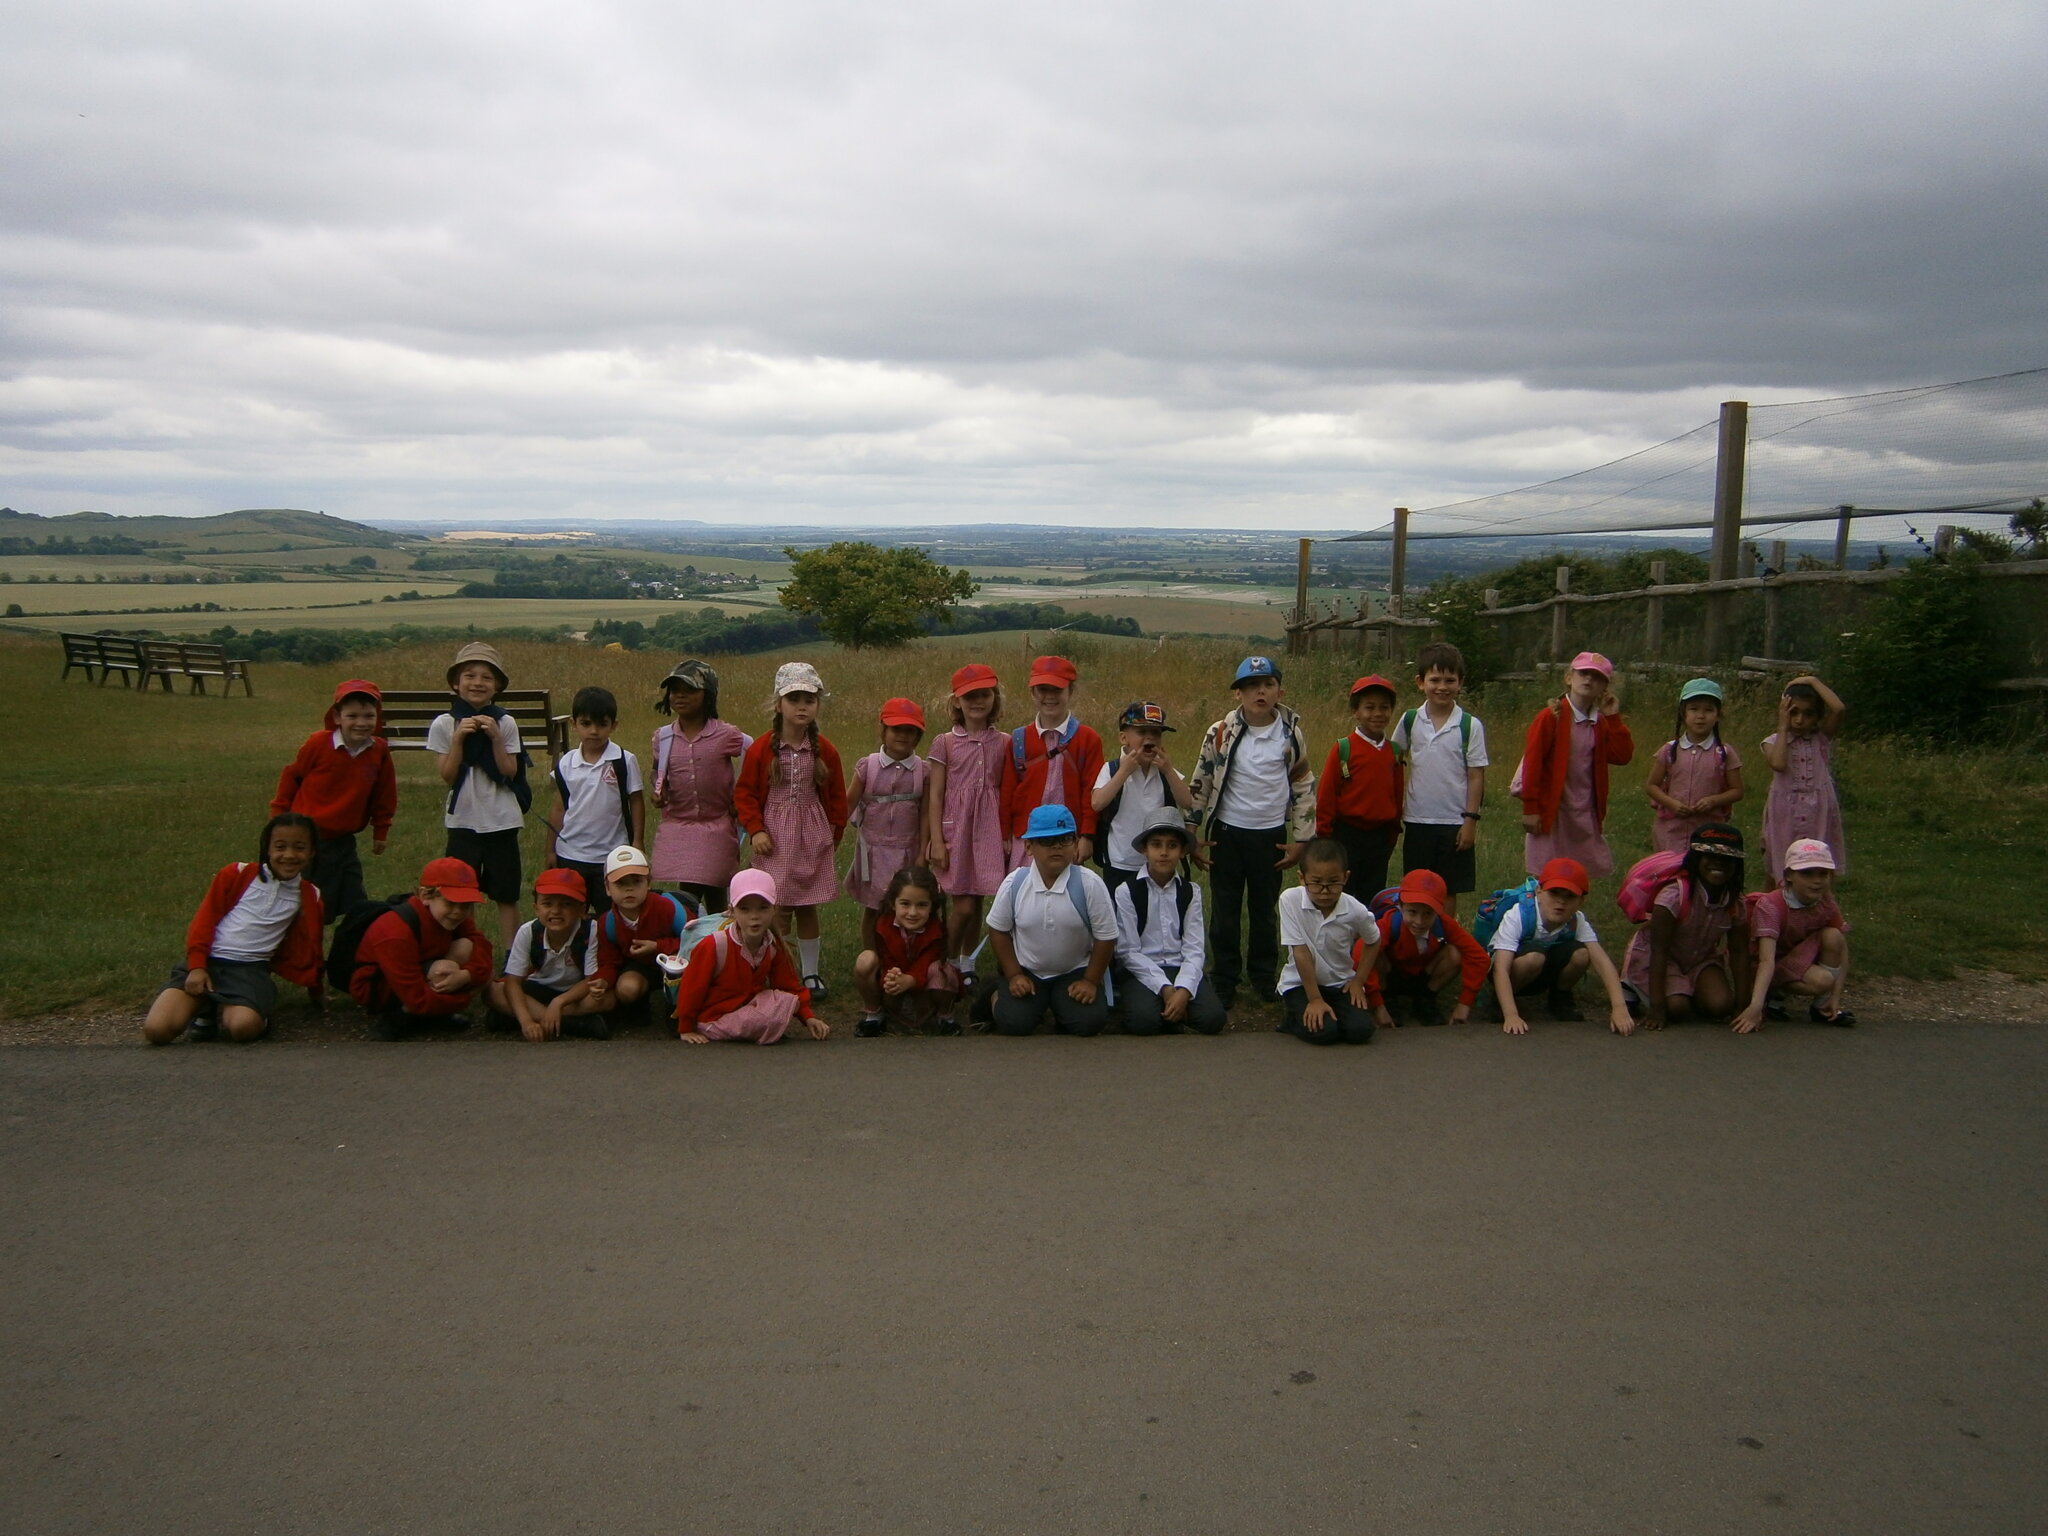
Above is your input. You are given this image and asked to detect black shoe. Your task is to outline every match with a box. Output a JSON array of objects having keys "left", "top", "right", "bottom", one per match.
[
  {"left": 1809, "top": 1000, "right": 1856, "bottom": 1027},
  {"left": 484, "top": 1008, "right": 519, "bottom": 1034},
  {"left": 187, "top": 1019, "right": 220, "bottom": 1043},
  {"left": 803, "top": 974, "right": 829, "bottom": 1004},
  {"left": 937, "top": 1015, "right": 962, "bottom": 1037},
  {"left": 1764, "top": 990, "right": 1790, "bottom": 1023},
  {"left": 1407, "top": 988, "right": 1443, "bottom": 1027},
  {"left": 562, "top": 1015, "right": 611, "bottom": 1040},
  {"left": 855, "top": 1015, "right": 886, "bottom": 1038},
  {"left": 1547, "top": 989, "right": 1583, "bottom": 1022},
  {"left": 370, "top": 1009, "right": 407, "bottom": 1042}
]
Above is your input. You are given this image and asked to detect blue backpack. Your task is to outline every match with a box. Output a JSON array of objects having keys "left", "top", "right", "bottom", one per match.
[
  {"left": 1471, "top": 878, "right": 1542, "bottom": 950},
  {"left": 1366, "top": 886, "right": 1444, "bottom": 948}
]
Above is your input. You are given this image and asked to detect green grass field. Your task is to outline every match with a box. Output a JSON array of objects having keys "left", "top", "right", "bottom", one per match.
[{"left": 2, "top": 630, "right": 2041, "bottom": 1025}]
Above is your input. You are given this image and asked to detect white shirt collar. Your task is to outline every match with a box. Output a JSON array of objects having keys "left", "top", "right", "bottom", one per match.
[
  {"left": 332, "top": 730, "right": 375, "bottom": 756},
  {"left": 1783, "top": 888, "right": 1811, "bottom": 909},
  {"left": 1028, "top": 863, "right": 1072, "bottom": 893},
  {"left": 576, "top": 741, "right": 623, "bottom": 765},
  {"left": 1569, "top": 699, "right": 1600, "bottom": 724},
  {"left": 1350, "top": 728, "right": 1389, "bottom": 748},
  {"left": 1036, "top": 715, "right": 1075, "bottom": 740},
  {"left": 1677, "top": 734, "right": 1715, "bottom": 751}
]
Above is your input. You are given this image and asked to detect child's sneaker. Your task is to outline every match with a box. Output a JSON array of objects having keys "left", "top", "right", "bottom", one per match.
[
  {"left": 1547, "top": 988, "right": 1583, "bottom": 1022},
  {"left": 562, "top": 1015, "right": 610, "bottom": 1040},
  {"left": 855, "top": 1014, "right": 886, "bottom": 1038}
]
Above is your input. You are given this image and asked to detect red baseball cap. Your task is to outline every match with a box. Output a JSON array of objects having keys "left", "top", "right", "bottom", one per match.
[
  {"left": 1396, "top": 869, "right": 1448, "bottom": 914},
  {"left": 533, "top": 868, "right": 588, "bottom": 903},
  {"left": 1028, "top": 655, "right": 1078, "bottom": 689},
  {"left": 1349, "top": 674, "right": 1398, "bottom": 701},
  {"left": 1537, "top": 858, "right": 1590, "bottom": 896},
  {"left": 879, "top": 697, "right": 926, "bottom": 730},
  {"left": 951, "top": 663, "right": 999, "bottom": 695},
  {"left": 420, "top": 857, "right": 486, "bottom": 903}
]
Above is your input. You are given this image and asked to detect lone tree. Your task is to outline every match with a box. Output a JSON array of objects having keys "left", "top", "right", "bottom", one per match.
[{"left": 777, "top": 541, "right": 978, "bottom": 649}]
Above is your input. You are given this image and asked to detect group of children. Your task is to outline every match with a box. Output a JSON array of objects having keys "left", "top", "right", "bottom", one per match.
[{"left": 144, "top": 634, "right": 1854, "bottom": 1047}]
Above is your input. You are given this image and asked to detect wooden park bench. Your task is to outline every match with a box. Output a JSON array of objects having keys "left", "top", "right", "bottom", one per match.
[
  {"left": 377, "top": 689, "right": 571, "bottom": 759},
  {"left": 58, "top": 631, "right": 172, "bottom": 690},
  {"left": 139, "top": 639, "right": 256, "bottom": 696}
]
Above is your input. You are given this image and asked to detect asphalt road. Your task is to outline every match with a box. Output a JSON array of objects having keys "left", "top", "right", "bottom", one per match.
[{"left": 4, "top": 1023, "right": 2043, "bottom": 1536}]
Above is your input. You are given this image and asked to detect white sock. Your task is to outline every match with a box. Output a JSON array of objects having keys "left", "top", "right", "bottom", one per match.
[{"left": 800, "top": 937, "right": 821, "bottom": 976}]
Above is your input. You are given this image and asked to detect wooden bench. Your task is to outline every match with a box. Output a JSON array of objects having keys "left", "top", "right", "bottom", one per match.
[
  {"left": 58, "top": 632, "right": 160, "bottom": 689},
  {"left": 140, "top": 640, "right": 255, "bottom": 697},
  {"left": 377, "top": 689, "right": 571, "bottom": 759}
]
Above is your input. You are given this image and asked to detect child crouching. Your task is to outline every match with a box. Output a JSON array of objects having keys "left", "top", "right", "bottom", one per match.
[
  {"left": 346, "top": 857, "right": 494, "bottom": 1040},
  {"left": 488, "top": 868, "right": 610, "bottom": 1041},
  {"left": 673, "top": 870, "right": 830, "bottom": 1044},
  {"left": 591, "top": 844, "right": 697, "bottom": 1028},
  {"left": 1486, "top": 858, "right": 1632, "bottom": 1036},
  {"left": 1362, "top": 869, "right": 1488, "bottom": 1028},
  {"left": 853, "top": 867, "right": 963, "bottom": 1036},
  {"left": 1621, "top": 823, "right": 1751, "bottom": 1029},
  {"left": 1734, "top": 838, "right": 1854, "bottom": 1032},
  {"left": 144, "top": 813, "right": 326, "bottom": 1045}
]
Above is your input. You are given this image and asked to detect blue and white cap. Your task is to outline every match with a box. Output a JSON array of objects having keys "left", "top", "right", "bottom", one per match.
[
  {"left": 1023, "top": 804, "right": 1080, "bottom": 841},
  {"left": 1232, "top": 655, "right": 1281, "bottom": 686}
]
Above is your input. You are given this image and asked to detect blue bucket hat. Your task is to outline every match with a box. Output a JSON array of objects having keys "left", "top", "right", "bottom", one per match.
[
  {"left": 1232, "top": 655, "right": 1281, "bottom": 687},
  {"left": 1023, "top": 804, "right": 1080, "bottom": 841}
]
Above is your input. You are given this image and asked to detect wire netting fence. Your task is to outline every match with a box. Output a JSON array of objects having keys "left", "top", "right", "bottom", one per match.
[{"left": 1341, "top": 368, "right": 2048, "bottom": 544}]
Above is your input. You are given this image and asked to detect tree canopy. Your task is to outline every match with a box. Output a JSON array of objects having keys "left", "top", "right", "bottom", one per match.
[{"left": 776, "top": 541, "right": 978, "bottom": 649}]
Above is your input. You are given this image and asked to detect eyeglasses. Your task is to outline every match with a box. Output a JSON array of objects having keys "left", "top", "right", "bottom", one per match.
[{"left": 1302, "top": 875, "right": 1347, "bottom": 891}]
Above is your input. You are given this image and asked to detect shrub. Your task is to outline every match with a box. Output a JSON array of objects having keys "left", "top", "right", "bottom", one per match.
[{"left": 1832, "top": 554, "right": 1996, "bottom": 742}]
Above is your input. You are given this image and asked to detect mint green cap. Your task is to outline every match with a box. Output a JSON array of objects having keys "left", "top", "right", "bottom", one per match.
[{"left": 1679, "top": 677, "right": 1723, "bottom": 704}]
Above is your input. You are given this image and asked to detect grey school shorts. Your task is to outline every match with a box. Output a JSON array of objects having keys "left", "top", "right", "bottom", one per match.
[{"left": 161, "top": 959, "right": 278, "bottom": 1020}]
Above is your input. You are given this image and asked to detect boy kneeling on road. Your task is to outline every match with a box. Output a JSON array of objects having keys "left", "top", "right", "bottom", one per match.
[
  {"left": 488, "top": 867, "right": 612, "bottom": 1041},
  {"left": 1112, "top": 805, "right": 1226, "bottom": 1035},
  {"left": 985, "top": 805, "right": 1120, "bottom": 1037}
]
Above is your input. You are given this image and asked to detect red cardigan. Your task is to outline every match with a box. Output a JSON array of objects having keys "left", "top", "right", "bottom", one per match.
[
  {"left": 271, "top": 731, "right": 399, "bottom": 840},
  {"left": 1314, "top": 731, "right": 1403, "bottom": 836},
  {"left": 874, "top": 916, "right": 946, "bottom": 988},
  {"left": 732, "top": 733, "right": 848, "bottom": 839},
  {"left": 594, "top": 893, "right": 690, "bottom": 982},
  {"left": 671, "top": 929, "right": 816, "bottom": 1033},
  {"left": 998, "top": 721, "right": 1107, "bottom": 838},
  {"left": 184, "top": 862, "right": 326, "bottom": 986},
  {"left": 348, "top": 896, "right": 492, "bottom": 1015},
  {"left": 1518, "top": 701, "right": 1635, "bottom": 834}
]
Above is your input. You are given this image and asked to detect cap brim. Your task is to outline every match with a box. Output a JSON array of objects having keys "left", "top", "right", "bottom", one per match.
[{"left": 437, "top": 885, "right": 486, "bottom": 903}]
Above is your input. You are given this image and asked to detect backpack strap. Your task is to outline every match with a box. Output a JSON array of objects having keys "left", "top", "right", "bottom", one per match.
[
  {"left": 1338, "top": 736, "right": 1352, "bottom": 780},
  {"left": 1010, "top": 726, "right": 1031, "bottom": 774},
  {"left": 614, "top": 749, "right": 635, "bottom": 834}
]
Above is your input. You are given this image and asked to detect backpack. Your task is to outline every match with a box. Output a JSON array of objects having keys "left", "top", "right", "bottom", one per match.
[
  {"left": 1126, "top": 873, "right": 1194, "bottom": 934},
  {"left": 852, "top": 752, "right": 928, "bottom": 823},
  {"left": 445, "top": 704, "right": 533, "bottom": 815},
  {"left": 552, "top": 749, "right": 636, "bottom": 840},
  {"left": 1616, "top": 851, "right": 1693, "bottom": 926},
  {"left": 1471, "top": 879, "right": 1541, "bottom": 950},
  {"left": 996, "top": 865, "right": 1113, "bottom": 1004},
  {"left": 1395, "top": 708, "right": 1473, "bottom": 767},
  {"left": 523, "top": 917, "right": 594, "bottom": 979},
  {"left": 325, "top": 893, "right": 420, "bottom": 993}
]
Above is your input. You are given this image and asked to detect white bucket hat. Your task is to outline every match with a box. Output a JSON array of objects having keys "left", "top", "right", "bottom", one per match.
[{"left": 773, "top": 662, "right": 824, "bottom": 698}]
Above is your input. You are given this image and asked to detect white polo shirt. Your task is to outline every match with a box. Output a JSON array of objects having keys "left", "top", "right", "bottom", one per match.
[
  {"left": 1392, "top": 706, "right": 1489, "bottom": 825},
  {"left": 1275, "top": 885, "right": 1381, "bottom": 992},
  {"left": 987, "top": 862, "right": 1119, "bottom": 978},
  {"left": 1488, "top": 902, "right": 1598, "bottom": 953},
  {"left": 503, "top": 919, "right": 600, "bottom": 989},
  {"left": 554, "top": 744, "right": 643, "bottom": 863},
  {"left": 209, "top": 869, "right": 306, "bottom": 962}
]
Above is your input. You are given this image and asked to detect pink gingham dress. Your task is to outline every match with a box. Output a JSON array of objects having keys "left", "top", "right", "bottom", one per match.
[
  {"left": 650, "top": 719, "right": 749, "bottom": 887},
  {"left": 1524, "top": 712, "right": 1614, "bottom": 877},
  {"left": 1651, "top": 736, "right": 1743, "bottom": 854},
  {"left": 1762, "top": 731, "right": 1847, "bottom": 878},
  {"left": 928, "top": 726, "right": 1006, "bottom": 898},
  {"left": 847, "top": 751, "right": 926, "bottom": 909},
  {"left": 758, "top": 739, "right": 840, "bottom": 908}
]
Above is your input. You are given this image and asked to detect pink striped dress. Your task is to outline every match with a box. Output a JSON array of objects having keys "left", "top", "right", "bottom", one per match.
[
  {"left": 846, "top": 750, "right": 927, "bottom": 908},
  {"left": 649, "top": 719, "right": 749, "bottom": 886},
  {"left": 928, "top": 726, "right": 1006, "bottom": 898},
  {"left": 1651, "top": 736, "right": 1742, "bottom": 854}
]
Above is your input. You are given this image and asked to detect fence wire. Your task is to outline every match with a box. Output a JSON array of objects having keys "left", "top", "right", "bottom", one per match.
[{"left": 1342, "top": 368, "right": 2048, "bottom": 542}]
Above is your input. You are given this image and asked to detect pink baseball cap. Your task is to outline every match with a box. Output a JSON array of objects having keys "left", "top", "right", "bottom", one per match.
[
  {"left": 1569, "top": 651, "right": 1614, "bottom": 678},
  {"left": 1783, "top": 838, "right": 1837, "bottom": 872},
  {"left": 728, "top": 869, "right": 779, "bottom": 907}
]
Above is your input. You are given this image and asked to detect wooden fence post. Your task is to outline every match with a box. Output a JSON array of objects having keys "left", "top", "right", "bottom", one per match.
[
  {"left": 1834, "top": 506, "right": 1853, "bottom": 570},
  {"left": 1934, "top": 525, "right": 1957, "bottom": 558},
  {"left": 1390, "top": 507, "right": 1410, "bottom": 610},
  {"left": 1291, "top": 538, "right": 1312, "bottom": 655},
  {"left": 1550, "top": 565, "right": 1570, "bottom": 660},
  {"left": 1706, "top": 400, "right": 1749, "bottom": 657},
  {"left": 1646, "top": 559, "right": 1667, "bottom": 656}
]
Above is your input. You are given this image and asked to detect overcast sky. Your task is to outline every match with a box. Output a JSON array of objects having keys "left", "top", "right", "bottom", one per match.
[{"left": 3, "top": 0, "right": 2044, "bottom": 532}]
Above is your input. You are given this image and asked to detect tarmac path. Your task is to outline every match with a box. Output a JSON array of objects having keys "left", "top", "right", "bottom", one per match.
[{"left": 4, "top": 1022, "right": 2043, "bottom": 1535}]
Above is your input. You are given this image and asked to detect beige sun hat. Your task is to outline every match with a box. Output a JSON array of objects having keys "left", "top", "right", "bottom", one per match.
[{"left": 446, "top": 641, "right": 510, "bottom": 691}]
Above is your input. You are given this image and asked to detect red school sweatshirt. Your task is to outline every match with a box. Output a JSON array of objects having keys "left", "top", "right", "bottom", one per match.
[
  {"left": 1314, "top": 730, "right": 1403, "bottom": 837},
  {"left": 348, "top": 896, "right": 493, "bottom": 1016},
  {"left": 594, "top": 892, "right": 691, "bottom": 983},
  {"left": 998, "top": 720, "right": 1106, "bottom": 838},
  {"left": 183, "top": 862, "right": 327, "bottom": 986}
]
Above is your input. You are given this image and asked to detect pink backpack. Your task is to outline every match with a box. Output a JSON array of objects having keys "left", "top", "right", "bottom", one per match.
[{"left": 1616, "top": 850, "right": 1692, "bottom": 925}]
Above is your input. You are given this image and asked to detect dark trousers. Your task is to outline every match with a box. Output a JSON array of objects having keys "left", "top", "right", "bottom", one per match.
[
  {"left": 308, "top": 833, "right": 366, "bottom": 922},
  {"left": 1280, "top": 985, "right": 1377, "bottom": 1045},
  {"left": 553, "top": 857, "right": 611, "bottom": 915},
  {"left": 1208, "top": 822, "right": 1286, "bottom": 1001},
  {"left": 1333, "top": 823, "right": 1398, "bottom": 904},
  {"left": 991, "top": 970, "right": 1111, "bottom": 1036},
  {"left": 1117, "top": 966, "right": 1228, "bottom": 1035},
  {"left": 373, "top": 1003, "right": 473, "bottom": 1041}
]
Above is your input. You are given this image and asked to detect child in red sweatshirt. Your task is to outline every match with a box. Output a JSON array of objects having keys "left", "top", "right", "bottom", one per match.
[
  {"left": 1315, "top": 674, "right": 1404, "bottom": 901},
  {"left": 144, "top": 813, "right": 327, "bottom": 1045},
  {"left": 271, "top": 678, "right": 398, "bottom": 919},
  {"left": 348, "top": 856, "right": 495, "bottom": 1041},
  {"left": 672, "top": 870, "right": 827, "bottom": 1044},
  {"left": 1359, "top": 870, "right": 1490, "bottom": 1027}
]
